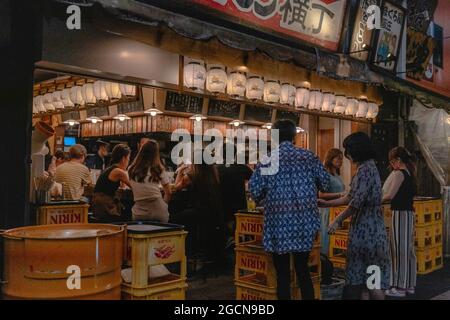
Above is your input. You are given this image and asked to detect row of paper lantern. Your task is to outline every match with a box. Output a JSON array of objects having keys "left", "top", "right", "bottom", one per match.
[
  {"left": 184, "top": 62, "right": 379, "bottom": 119},
  {"left": 33, "top": 81, "right": 136, "bottom": 114}
]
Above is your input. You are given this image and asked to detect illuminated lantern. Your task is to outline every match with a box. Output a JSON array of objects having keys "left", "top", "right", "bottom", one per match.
[
  {"left": 246, "top": 76, "right": 264, "bottom": 100},
  {"left": 295, "top": 87, "right": 310, "bottom": 109},
  {"left": 280, "top": 83, "right": 296, "bottom": 106},
  {"left": 321, "top": 92, "right": 336, "bottom": 112},
  {"left": 52, "top": 91, "right": 65, "bottom": 109},
  {"left": 263, "top": 80, "right": 281, "bottom": 103},
  {"left": 333, "top": 95, "right": 347, "bottom": 114},
  {"left": 43, "top": 93, "right": 55, "bottom": 111},
  {"left": 345, "top": 97, "right": 358, "bottom": 116},
  {"left": 184, "top": 61, "right": 206, "bottom": 90},
  {"left": 366, "top": 101, "right": 379, "bottom": 119},
  {"left": 308, "top": 90, "right": 323, "bottom": 110},
  {"left": 93, "top": 81, "right": 109, "bottom": 101},
  {"left": 227, "top": 71, "right": 246, "bottom": 97},
  {"left": 61, "top": 88, "right": 74, "bottom": 108},
  {"left": 206, "top": 66, "right": 227, "bottom": 93},
  {"left": 34, "top": 96, "right": 46, "bottom": 113},
  {"left": 356, "top": 99, "right": 368, "bottom": 117},
  {"left": 81, "top": 83, "right": 96, "bottom": 105},
  {"left": 104, "top": 82, "right": 122, "bottom": 100},
  {"left": 70, "top": 86, "right": 84, "bottom": 106},
  {"left": 119, "top": 83, "right": 136, "bottom": 97}
]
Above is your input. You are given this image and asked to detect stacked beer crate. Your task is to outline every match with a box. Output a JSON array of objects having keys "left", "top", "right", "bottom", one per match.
[
  {"left": 329, "top": 198, "right": 443, "bottom": 275},
  {"left": 234, "top": 212, "right": 321, "bottom": 300}
]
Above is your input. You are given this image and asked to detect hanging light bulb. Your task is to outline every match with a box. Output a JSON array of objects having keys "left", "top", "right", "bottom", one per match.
[
  {"left": 296, "top": 127, "right": 305, "bottom": 133},
  {"left": 345, "top": 97, "right": 358, "bottom": 116},
  {"left": 81, "top": 83, "right": 96, "bottom": 105},
  {"left": 262, "top": 123, "right": 273, "bottom": 129},
  {"left": 366, "top": 101, "right": 379, "bottom": 119},
  {"left": 104, "top": 82, "right": 122, "bottom": 100},
  {"left": 189, "top": 114, "right": 207, "bottom": 122},
  {"left": 184, "top": 61, "right": 206, "bottom": 90},
  {"left": 70, "top": 86, "right": 85, "bottom": 106},
  {"left": 246, "top": 76, "right": 264, "bottom": 100},
  {"left": 93, "top": 81, "right": 109, "bottom": 101},
  {"left": 119, "top": 83, "right": 136, "bottom": 97},
  {"left": 321, "top": 92, "right": 336, "bottom": 112},
  {"left": 61, "top": 88, "right": 74, "bottom": 108},
  {"left": 86, "top": 116, "right": 103, "bottom": 124},
  {"left": 295, "top": 87, "right": 310, "bottom": 109},
  {"left": 333, "top": 95, "right": 347, "bottom": 114},
  {"left": 229, "top": 120, "right": 245, "bottom": 127},
  {"left": 63, "top": 119, "right": 79, "bottom": 126},
  {"left": 356, "top": 99, "right": 368, "bottom": 117},
  {"left": 263, "top": 80, "right": 281, "bottom": 103},
  {"left": 113, "top": 114, "right": 131, "bottom": 122},
  {"left": 206, "top": 66, "right": 227, "bottom": 93},
  {"left": 144, "top": 89, "right": 163, "bottom": 117},
  {"left": 43, "top": 93, "right": 55, "bottom": 111},
  {"left": 51, "top": 91, "right": 65, "bottom": 109},
  {"left": 227, "top": 71, "right": 246, "bottom": 97},
  {"left": 280, "top": 83, "right": 296, "bottom": 106}
]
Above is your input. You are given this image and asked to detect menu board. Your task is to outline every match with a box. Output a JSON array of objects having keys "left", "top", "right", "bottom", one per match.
[
  {"left": 86, "top": 106, "right": 109, "bottom": 118},
  {"left": 117, "top": 100, "right": 143, "bottom": 114},
  {"left": 244, "top": 105, "right": 273, "bottom": 123},
  {"left": 61, "top": 111, "right": 80, "bottom": 122},
  {"left": 165, "top": 91, "right": 203, "bottom": 114},
  {"left": 207, "top": 99, "right": 241, "bottom": 119},
  {"left": 276, "top": 110, "right": 300, "bottom": 125}
]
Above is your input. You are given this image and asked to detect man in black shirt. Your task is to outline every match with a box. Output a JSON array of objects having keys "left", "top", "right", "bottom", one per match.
[{"left": 87, "top": 140, "right": 109, "bottom": 171}]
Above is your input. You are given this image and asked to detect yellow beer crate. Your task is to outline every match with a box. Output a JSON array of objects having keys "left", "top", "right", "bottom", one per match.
[
  {"left": 235, "top": 213, "right": 264, "bottom": 246},
  {"left": 416, "top": 246, "right": 434, "bottom": 275},
  {"left": 432, "top": 245, "right": 443, "bottom": 272},
  {"left": 415, "top": 224, "right": 434, "bottom": 248},
  {"left": 431, "top": 199, "right": 443, "bottom": 223},
  {"left": 36, "top": 203, "right": 89, "bottom": 225},
  {"left": 433, "top": 222, "right": 443, "bottom": 246},
  {"left": 329, "top": 231, "right": 348, "bottom": 260},
  {"left": 414, "top": 199, "right": 434, "bottom": 226},
  {"left": 122, "top": 279, "right": 187, "bottom": 300},
  {"left": 329, "top": 206, "right": 350, "bottom": 230},
  {"left": 235, "top": 245, "right": 277, "bottom": 288},
  {"left": 329, "top": 257, "right": 346, "bottom": 270}
]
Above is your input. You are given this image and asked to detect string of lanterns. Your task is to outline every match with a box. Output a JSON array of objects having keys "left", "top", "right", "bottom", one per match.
[{"left": 183, "top": 61, "right": 379, "bottom": 120}]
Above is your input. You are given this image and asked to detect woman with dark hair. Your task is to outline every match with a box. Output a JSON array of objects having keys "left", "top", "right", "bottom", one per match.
[
  {"left": 319, "top": 132, "right": 390, "bottom": 300},
  {"left": 383, "top": 147, "right": 417, "bottom": 297},
  {"left": 128, "top": 140, "right": 171, "bottom": 222},
  {"left": 319, "top": 148, "right": 345, "bottom": 256},
  {"left": 92, "top": 144, "right": 131, "bottom": 220}
]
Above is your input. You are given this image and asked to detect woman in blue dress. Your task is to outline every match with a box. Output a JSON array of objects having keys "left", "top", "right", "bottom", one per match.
[
  {"left": 319, "top": 132, "right": 390, "bottom": 300},
  {"left": 319, "top": 148, "right": 345, "bottom": 256}
]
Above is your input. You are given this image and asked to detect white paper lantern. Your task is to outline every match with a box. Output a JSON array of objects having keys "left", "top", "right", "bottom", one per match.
[
  {"left": 206, "top": 67, "right": 227, "bottom": 93},
  {"left": 34, "top": 96, "right": 46, "bottom": 113},
  {"left": 295, "top": 87, "right": 310, "bottom": 109},
  {"left": 51, "top": 91, "right": 65, "bottom": 109},
  {"left": 321, "top": 92, "right": 336, "bottom": 112},
  {"left": 93, "top": 81, "right": 109, "bottom": 101},
  {"left": 184, "top": 62, "right": 206, "bottom": 90},
  {"left": 119, "top": 83, "right": 136, "bottom": 97},
  {"left": 308, "top": 90, "right": 323, "bottom": 110},
  {"left": 333, "top": 95, "right": 347, "bottom": 114},
  {"left": 264, "top": 80, "right": 281, "bottom": 103},
  {"left": 246, "top": 76, "right": 264, "bottom": 100},
  {"left": 356, "top": 99, "right": 368, "bottom": 117},
  {"left": 70, "top": 86, "right": 84, "bottom": 106},
  {"left": 104, "top": 82, "right": 122, "bottom": 100},
  {"left": 280, "top": 83, "right": 296, "bottom": 106},
  {"left": 43, "top": 93, "right": 55, "bottom": 111},
  {"left": 366, "top": 102, "right": 379, "bottom": 119},
  {"left": 227, "top": 71, "right": 246, "bottom": 97},
  {"left": 81, "top": 83, "right": 97, "bottom": 105},
  {"left": 345, "top": 97, "right": 358, "bottom": 116},
  {"left": 60, "top": 88, "right": 74, "bottom": 108}
]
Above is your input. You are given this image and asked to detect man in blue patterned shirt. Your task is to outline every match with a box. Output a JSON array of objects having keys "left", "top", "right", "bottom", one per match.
[{"left": 249, "top": 119, "right": 330, "bottom": 300}]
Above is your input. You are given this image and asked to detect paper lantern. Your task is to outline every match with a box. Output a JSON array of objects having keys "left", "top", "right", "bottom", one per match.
[
  {"left": 345, "top": 97, "right": 358, "bottom": 116},
  {"left": 356, "top": 99, "right": 368, "bottom": 117},
  {"left": 70, "top": 86, "right": 84, "bottom": 106},
  {"left": 43, "top": 93, "right": 55, "bottom": 111},
  {"left": 184, "top": 62, "right": 206, "bottom": 90},
  {"left": 308, "top": 90, "right": 323, "bottom": 110},
  {"left": 119, "top": 83, "right": 136, "bottom": 97},
  {"left": 34, "top": 96, "right": 46, "bottom": 113},
  {"left": 61, "top": 88, "right": 74, "bottom": 107},
  {"left": 81, "top": 83, "right": 96, "bottom": 105},
  {"left": 321, "top": 92, "right": 336, "bottom": 112},
  {"left": 264, "top": 80, "right": 281, "bottom": 103},
  {"left": 206, "top": 67, "right": 227, "bottom": 93},
  {"left": 295, "top": 87, "right": 310, "bottom": 109},
  {"left": 246, "top": 76, "right": 264, "bottom": 100},
  {"left": 227, "top": 71, "right": 246, "bottom": 97},
  {"left": 280, "top": 83, "right": 296, "bottom": 106},
  {"left": 366, "top": 102, "right": 379, "bottom": 119},
  {"left": 93, "top": 81, "right": 109, "bottom": 101},
  {"left": 104, "top": 82, "right": 122, "bottom": 100},
  {"left": 51, "top": 91, "right": 65, "bottom": 109},
  {"left": 333, "top": 95, "right": 347, "bottom": 114}
]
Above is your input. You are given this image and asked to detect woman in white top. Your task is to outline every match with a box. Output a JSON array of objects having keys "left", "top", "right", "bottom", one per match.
[{"left": 128, "top": 140, "right": 172, "bottom": 222}]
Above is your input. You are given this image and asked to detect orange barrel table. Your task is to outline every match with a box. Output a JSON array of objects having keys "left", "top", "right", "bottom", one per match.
[{"left": 2, "top": 224, "right": 124, "bottom": 299}]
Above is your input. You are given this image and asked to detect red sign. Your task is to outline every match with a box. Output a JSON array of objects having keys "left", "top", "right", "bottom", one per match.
[{"left": 192, "top": 0, "right": 347, "bottom": 51}]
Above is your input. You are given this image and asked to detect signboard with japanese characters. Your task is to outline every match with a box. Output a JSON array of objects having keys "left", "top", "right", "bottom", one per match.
[
  {"left": 192, "top": 0, "right": 348, "bottom": 51},
  {"left": 372, "top": 1, "right": 405, "bottom": 73},
  {"left": 406, "top": 28, "right": 435, "bottom": 81},
  {"left": 350, "top": 0, "right": 381, "bottom": 61}
]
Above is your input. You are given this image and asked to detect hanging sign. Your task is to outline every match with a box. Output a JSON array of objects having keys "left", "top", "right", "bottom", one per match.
[
  {"left": 406, "top": 28, "right": 435, "bottom": 81},
  {"left": 191, "top": 0, "right": 348, "bottom": 51}
]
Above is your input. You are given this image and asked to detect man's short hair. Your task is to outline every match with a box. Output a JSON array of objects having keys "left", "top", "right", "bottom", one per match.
[
  {"left": 273, "top": 119, "right": 297, "bottom": 142},
  {"left": 96, "top": 139, "right": 109, "bottom": 148},
  {"left": 69, "top": 144, "right": 87, "bottom": 159}
]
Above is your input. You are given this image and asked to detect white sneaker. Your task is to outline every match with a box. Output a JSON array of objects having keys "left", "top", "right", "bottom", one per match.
[
  {"left": 406, "top": 288, "right": 415, "bottom": 295},
  {"left": 385, "top": 288, "right": 406, "bottom": 297}
]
